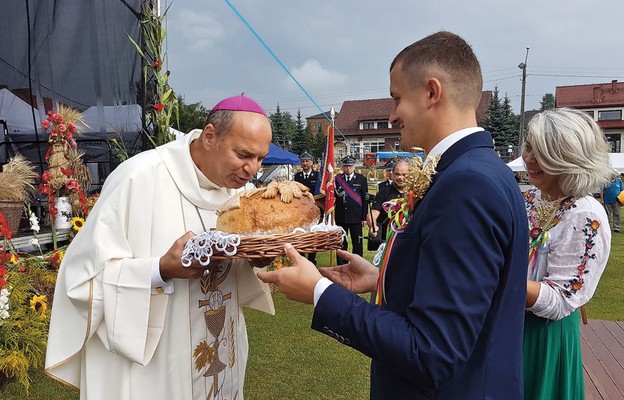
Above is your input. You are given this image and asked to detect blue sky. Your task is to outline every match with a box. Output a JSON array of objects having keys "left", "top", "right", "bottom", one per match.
[{"left": 164, "top": 0, "right": 624, "bottom": 118}]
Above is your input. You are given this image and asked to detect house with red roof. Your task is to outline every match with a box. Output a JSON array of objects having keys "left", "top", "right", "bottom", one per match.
[
  {"left": 556, "top": 80, "right": 624, "bottom": 152},
  {"left": 306, "top": 91, "right": 492, "bottom": 163}
]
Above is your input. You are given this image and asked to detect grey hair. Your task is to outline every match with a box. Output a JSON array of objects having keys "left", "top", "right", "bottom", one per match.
[
  {"left": 525, "top": 108, "right": 612, "bottom": 197},
  {"left": 393, "top": 159, "right": 410, "bottom": 173},
  {"left": 205, "top": 110, "right": 235, "bottom": 139}
]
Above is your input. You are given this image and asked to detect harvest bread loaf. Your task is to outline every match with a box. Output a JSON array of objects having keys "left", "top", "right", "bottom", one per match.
[{"left": 216, "top": 180, "right": 320, "bottom": 234}]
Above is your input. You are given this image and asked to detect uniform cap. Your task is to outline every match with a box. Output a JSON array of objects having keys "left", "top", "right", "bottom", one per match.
[
  {"left": 384, "top": 161, "right": 396, "bottom": 170},
  {"left": 299, "top": 152, "right": 313, "bottom": 160},
  {"left": 341, "top": 156, "right": 356, "bottom": 166}
]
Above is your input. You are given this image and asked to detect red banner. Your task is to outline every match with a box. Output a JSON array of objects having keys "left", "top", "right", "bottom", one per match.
[{"left": 317, "top": 124, "right": 335, "bottom": 220}]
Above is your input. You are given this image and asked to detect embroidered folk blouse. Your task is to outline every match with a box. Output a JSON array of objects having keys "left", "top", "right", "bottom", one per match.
[{"left": 524, "top": 189, "right": 611, "bottom": 320}]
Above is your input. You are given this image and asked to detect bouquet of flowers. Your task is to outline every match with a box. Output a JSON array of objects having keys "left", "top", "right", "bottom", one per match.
[
  {"left": 39, "top": 105, "right": 92, "bottom": 220},
  {"left": 0, "top": 207, "right": 72, "bottom": 392}
]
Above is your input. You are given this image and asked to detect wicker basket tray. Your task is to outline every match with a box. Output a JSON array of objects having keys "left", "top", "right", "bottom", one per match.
[
  {"left": 212, "top": 229, "right": 344, "bottom": 259},
  {"left": 0, "top": 200, "right": 23, "bottom": 236},
  {"left": 182, "top": 229, "right": 344, "bottom": 266}
]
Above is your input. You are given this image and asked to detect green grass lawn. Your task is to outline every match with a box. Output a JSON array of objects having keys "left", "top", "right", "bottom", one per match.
[{"left": 3, "top": 228, "right": 623, "bottom": 399}]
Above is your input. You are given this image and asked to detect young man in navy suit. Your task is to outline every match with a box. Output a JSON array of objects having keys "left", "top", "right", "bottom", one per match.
[{"left": 259, "top": 31, "right": 527, "bottom": 399}]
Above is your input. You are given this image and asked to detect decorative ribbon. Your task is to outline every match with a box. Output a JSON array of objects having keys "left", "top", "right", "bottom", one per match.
[
  {"left": 373, "top": 194, "right": 414, "bottom": 305},
  {"left": 528, "top": 225, "right": 549, "bottom": 281}
]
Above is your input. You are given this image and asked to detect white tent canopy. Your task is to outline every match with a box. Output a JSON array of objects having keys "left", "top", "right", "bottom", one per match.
[
  {"left": 0, "top": 88, "right": 43, "bottom": 133},
  {"left": 507, "top": 154, "right": 624, "bottom": 173}
]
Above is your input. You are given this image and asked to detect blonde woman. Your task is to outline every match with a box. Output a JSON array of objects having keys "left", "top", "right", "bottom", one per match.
[{"left": 522, "top": 108, "right": 612, "bottom": 399}]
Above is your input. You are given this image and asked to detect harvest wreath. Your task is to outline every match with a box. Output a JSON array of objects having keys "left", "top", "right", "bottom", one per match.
[{"left": 181, "top": 181, "right": 344, "bottom": 266}]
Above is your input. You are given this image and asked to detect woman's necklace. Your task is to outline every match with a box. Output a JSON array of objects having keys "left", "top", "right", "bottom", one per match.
[{"left": 528, "top": 195, "right": 575, "bottom": 280}]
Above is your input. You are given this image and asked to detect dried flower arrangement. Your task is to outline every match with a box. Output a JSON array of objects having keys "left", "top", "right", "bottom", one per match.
[
  {"left": 0, "top": 155, "right": 38, "bottom": 203},
  {"left": 39, "top": 105, "right": 92, "bottom": 219},
  {"left": 0, "top": 155, "right": 39, "bottom": 235}
]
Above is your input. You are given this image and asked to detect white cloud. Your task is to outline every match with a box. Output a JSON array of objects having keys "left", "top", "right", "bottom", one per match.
[
  {"left": 172, "top": 10, "right": 224, "bottom": 51},
  {"left": 281, "top": 60, "right": 348, "bottom": 92}
]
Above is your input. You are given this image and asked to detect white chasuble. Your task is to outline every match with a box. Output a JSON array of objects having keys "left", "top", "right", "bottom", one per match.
[
  {"left": 185, "top": 201, "right": 250, "bottom": 400},
  {"left": 45, "top": 131, "right": 274, "bottom": 400}
]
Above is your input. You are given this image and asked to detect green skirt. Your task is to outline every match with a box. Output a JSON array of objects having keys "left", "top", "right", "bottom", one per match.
[{"left": 523, "top": 309, "right": 584, "bottom": 400}]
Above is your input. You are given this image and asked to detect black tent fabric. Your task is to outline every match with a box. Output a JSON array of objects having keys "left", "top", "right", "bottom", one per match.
[
  {"left": 0, "top": 0, "right": 143, "bottom": 111},
  {"left": 0, "top": 0, "right": 144, "bottom": 182},
  {"left": 263, "top": 143, "right": 300, "bottom": 165}
]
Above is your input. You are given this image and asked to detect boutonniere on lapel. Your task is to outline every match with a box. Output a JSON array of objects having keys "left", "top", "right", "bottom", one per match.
[
  {"left": 381, "top": 153, "right": 440, "bottom": 234},
  {"left": 374, "top": 152, "right": 439, "bottom": 305}
]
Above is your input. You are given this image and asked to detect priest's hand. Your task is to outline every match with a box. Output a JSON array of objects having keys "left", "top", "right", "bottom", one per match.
[
  {"left": 256, "top": 243, "right": 321, "bottom": 304},
  {"left": 319, "top": 250, "right": 378, "bottom": 294},
  {"left": 160, "top": 231, "right": 221, "bottom": 280}
]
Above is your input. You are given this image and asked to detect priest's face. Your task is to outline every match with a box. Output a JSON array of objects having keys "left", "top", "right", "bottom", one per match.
[{"left": 201, "top": 111, "right": 272, "bottom": 188}]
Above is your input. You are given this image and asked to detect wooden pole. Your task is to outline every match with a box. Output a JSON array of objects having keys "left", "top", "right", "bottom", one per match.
[{"left": 580, "top": 305, "right": 588, "bottom": 325}]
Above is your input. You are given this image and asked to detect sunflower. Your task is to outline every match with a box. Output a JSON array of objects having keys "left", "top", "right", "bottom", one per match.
[
  {"left": 29, "top": 294, "right": 48, "bottom": 318},
  {"left": 71, "top": 216, "right": 85, "bottom": 232}
]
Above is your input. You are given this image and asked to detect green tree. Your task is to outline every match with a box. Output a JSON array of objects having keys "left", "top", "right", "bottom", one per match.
[
  {"left": 310, "top": 126, "right": 327, "bottom": 161},
  {"left": 269, "top": 105, "right": 297, "bottom": 151},
  {"left": 540, "top": 93, "right": 556, "bottom": 111},
  {"left": 291, "top": 109, "right": 314, "bottom": 156},
  {"left": 482, "top": 86, "right": 519, "bottom": 146},
  {"left": 174, "top": 97, "right": 210, "bottom": 133}
]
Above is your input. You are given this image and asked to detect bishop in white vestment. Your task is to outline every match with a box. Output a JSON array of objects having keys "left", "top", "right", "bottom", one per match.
[{"left": 45, "top": 95, "right": 275, "bottom": 400}]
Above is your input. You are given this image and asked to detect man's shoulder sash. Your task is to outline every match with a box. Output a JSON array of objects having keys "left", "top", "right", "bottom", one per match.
[{"left": 336, "top": 175, "right": 362, "bottom": 206}]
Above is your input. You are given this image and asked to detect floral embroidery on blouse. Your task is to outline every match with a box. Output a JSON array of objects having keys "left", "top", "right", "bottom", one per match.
[
  {"left": 523, "top": 189, "right": 610, "bottom": 320},
  {"left": 546, "top": 217, "right": 600, "bottom": 298}
]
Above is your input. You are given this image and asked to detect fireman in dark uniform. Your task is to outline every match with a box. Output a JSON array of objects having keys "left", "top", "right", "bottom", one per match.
[
  {"left": 293, "top": 152, "right": 319, "bottom": 193},
  {"left": 334, "top": 156, "right": 368, "bottom": 264},
  {"left": 294, "top": 152, "right": 320, "bottom": 263},
  {"left": 368, "top": 160, "right": 408, "bottom": 242},
  {"left": 377, "top": 160, "right": 395, "bottom": 191}
]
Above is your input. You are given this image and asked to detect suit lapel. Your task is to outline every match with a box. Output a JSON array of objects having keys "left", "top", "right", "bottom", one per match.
[{"left": 434, "top": 131, "right": 494, "bottom": 174}]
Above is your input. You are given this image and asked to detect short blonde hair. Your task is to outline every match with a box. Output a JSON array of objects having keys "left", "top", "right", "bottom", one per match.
[{"left": 525, "top": 108, "right": 612, "bottom": 197}]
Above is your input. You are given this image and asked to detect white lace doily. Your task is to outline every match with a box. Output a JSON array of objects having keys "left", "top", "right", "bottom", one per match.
[{"left": 181, "top": 231, "right": 241, "bottom": 267}]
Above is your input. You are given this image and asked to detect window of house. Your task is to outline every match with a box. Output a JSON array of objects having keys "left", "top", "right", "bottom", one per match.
[
  {"left": 598, "top": 110, "right": 622, "bottom": 121},
  {"left": 362, "top": 140, "right": 385, "bottom": 153},
  {"left": 362, "top": 122, "right": 375, "bottom": 130},
  {"left": 312, "top": 123, "right": 322, "bottom": 131},
  {"left": 605, "top": 133, "right": 621, "bottom": 152},
  {"left": 394, "top": 141, "right": 401, "bottom": 151},
  {"left": 585, "top": 110, "right": 595, "bottom": 119},
  {"left": 377, "top": 121, "right": 389, "bottom": 129}
]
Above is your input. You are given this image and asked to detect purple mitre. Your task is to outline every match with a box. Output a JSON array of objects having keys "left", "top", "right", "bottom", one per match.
[{"left": 211, "top": 93, "right": 266, "bottom": 116}]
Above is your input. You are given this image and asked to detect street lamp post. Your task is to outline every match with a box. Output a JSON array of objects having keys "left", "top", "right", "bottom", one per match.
[{"left": 518, "top": 46, "right": 530, "bottom": 147}]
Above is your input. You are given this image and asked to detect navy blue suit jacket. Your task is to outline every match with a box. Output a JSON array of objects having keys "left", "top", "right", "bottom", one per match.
[{"left": 313, "top": 132, "right": 527, "bottom": 399}]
